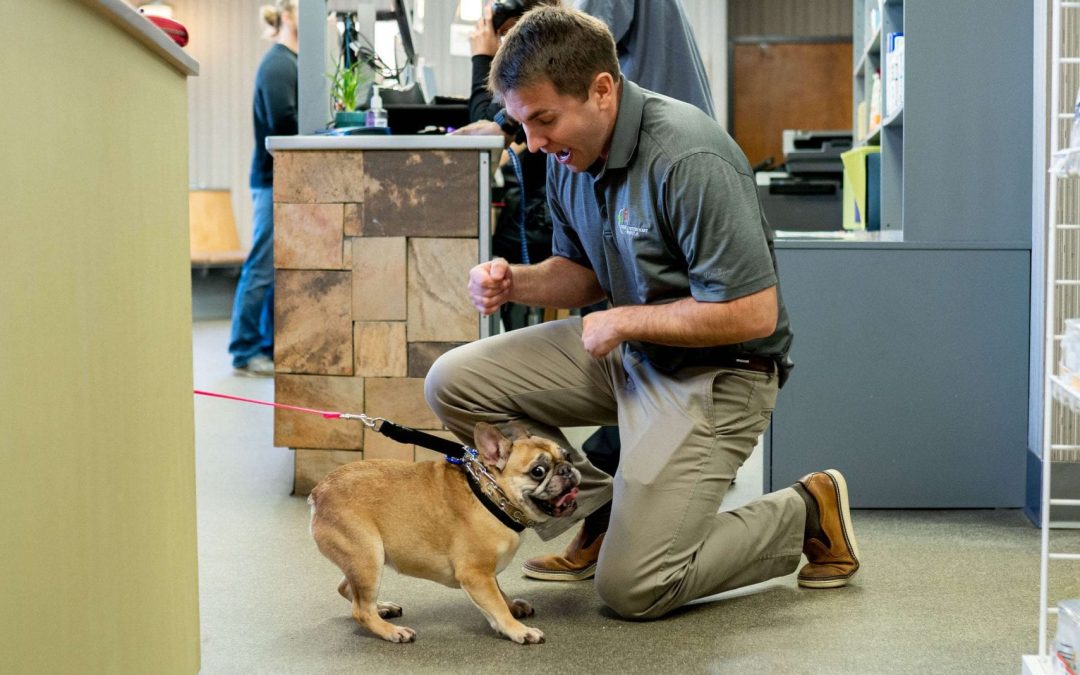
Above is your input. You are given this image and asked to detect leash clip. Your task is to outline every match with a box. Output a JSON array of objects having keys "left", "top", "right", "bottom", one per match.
[{"left": 339, "top": 413, "right": 384, "bottom": 430}]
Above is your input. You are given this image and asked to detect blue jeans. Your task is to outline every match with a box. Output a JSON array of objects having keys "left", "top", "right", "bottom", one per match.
[{"left": 229, "top": 186, "right": 274, "bottom": 367}]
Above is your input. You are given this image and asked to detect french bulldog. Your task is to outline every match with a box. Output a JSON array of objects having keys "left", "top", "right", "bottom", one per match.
[{"left": 309, "top": 422, "right": 581, "bottom": 644}]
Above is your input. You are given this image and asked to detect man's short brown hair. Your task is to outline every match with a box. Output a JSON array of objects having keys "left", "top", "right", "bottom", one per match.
[{"left": 489, "top": 6, "right": 620, "bottom": 102}]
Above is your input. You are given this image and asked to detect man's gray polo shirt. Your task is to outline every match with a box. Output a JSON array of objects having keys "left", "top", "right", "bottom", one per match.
[{"left": 548, "top": 80, "right": 793, "bottom": 371}]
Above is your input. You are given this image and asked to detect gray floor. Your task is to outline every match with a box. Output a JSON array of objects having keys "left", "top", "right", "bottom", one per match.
[{"left": 193, "top": 318, "right": 1078, "bottom": 674}]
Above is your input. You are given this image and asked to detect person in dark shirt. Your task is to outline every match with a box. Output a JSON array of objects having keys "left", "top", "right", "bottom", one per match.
[
  {"left": 468, "top": 0, "right": 559, "bottom": 332},
  {"left": 229, "top": 0, "right": 298, "bottom": 377}
]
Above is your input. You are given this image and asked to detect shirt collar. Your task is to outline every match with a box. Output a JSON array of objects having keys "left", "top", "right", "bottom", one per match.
[{"left": 605, "top": 77, "right": 645, "bottom": 172}]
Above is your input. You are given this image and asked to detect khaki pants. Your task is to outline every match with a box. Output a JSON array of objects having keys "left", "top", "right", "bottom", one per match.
[{"left": 424, "top": 318, "right": 806, "bottom": 619}]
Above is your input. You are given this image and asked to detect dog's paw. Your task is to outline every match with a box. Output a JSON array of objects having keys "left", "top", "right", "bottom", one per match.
[
  {"left": 377, "top": 601, "right": 403, "bottom": 619},
  {"left": 508, "top": 598, "right": 534, "bottom": 618},
  {"left": 507, "top": 625, "right": 545, "bottom": 645},
  {"left": 381, "top": 625, "right": 416, "bottom": 643}
]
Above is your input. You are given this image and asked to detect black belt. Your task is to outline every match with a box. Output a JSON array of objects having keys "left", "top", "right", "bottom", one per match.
[
  {"left": 630, "top": 347, "right": 783, "bottom": 378},
  {"left": 705, "top": 353, "right": 777, "bottom": 374}
]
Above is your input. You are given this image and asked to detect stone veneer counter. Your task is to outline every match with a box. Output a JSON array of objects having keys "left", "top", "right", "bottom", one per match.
[{"left": 266, "top": 135, "right": 503, "bottom": 493}]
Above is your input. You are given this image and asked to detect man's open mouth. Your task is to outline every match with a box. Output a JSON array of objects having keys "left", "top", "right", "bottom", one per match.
[
  {"left": 530, "top": 486, "right": 579, "bottom": 517},
  {"left": 555, "top": 148, "right": 572, "bottom": 164}
]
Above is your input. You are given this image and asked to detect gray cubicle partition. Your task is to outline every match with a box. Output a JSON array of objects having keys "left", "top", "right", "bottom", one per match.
[{"left": 765, "top": 243, "right": 1030, "bottom": 508}]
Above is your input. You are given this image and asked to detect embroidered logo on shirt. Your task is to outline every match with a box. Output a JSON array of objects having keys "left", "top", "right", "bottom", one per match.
[{"left": 616, "top": 206, "right": 649, "bottom": 237}]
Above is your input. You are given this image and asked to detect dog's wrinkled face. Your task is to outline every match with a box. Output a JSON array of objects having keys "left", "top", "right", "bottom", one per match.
[{"left": 473, "top": 422, "right": 581, "bottom": 521}]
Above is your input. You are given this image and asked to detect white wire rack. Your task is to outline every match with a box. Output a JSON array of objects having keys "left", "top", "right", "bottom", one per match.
[{"left": 1036, "top": 0, "right": 1080, "bottom": 669}]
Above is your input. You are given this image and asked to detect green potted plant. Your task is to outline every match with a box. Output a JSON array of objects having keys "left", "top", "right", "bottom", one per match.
[{"left": 328, "top": 61, "right": 373, "bottom": 128}]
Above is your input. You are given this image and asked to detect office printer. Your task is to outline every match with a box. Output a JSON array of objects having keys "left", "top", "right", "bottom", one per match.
[{"left": 756, "top": 130, "right": 852, "bottom": 232}]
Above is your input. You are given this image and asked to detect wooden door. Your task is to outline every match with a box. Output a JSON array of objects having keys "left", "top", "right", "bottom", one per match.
[{"left": 731, "top": 40, "right": 852, "bottom": 170}]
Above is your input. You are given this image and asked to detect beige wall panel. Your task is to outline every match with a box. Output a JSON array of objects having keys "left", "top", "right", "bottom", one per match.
[
  {"left": 1, "top": 1, "right": 199, "bottom": 670},
  {"left": 275, "top": 374, "right": 365, "bottom": 449},
  {"left": 273, "top": 151, "right": 366, "bottom": 203},
  {"left": 355, "top": 322, "right": 408, "bottom": 377},
  {"left": 365, "top": 378, "right": 442, "bottom": 430},
  {"left": 274, "top": 202, "right": 344, "bottom": 269},
  {"left": 352, "top": 237, "right": 408, "bottom": 320},
  {"left": 408, "top": 238, "right": 479, "bottom": 342},
  {"left": 276, "top": 270, "right": 354, "bottom": 374},
  {"left": 294, "top": 449, "right": 363, "bottom": 496},
  {"left": 362, "top": 151, "right": 478, "bottom": 237}
]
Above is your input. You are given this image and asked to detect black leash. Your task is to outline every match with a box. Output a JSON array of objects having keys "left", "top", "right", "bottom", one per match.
[{"left": 375, "top": 420, "right": 467, "bottom": 459}]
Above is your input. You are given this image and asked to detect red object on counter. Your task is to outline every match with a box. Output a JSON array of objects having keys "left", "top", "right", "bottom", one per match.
[{"left": 142, "top": 13, "right": 189, "bottom": 47}]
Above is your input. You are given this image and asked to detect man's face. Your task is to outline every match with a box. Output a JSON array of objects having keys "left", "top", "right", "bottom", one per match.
[{"left": 502, "top": 75, "right": 617, "bottom": 173}]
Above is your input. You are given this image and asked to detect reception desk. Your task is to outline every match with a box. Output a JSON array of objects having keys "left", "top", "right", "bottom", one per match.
[{"left": 266, "top": 135, "right": 503, "bottom": 493}]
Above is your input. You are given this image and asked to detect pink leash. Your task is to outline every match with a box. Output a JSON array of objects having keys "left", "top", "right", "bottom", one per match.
[{"left": 193, "top": 389, "right": 375, "bottom": 424}]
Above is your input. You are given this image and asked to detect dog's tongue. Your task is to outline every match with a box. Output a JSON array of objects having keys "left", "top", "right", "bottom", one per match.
[{"left": 554, "top": 487, "right": 579, "bottom": 509}]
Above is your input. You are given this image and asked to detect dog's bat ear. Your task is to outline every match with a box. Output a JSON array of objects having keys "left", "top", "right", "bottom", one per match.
[
  {"left": 505, "top": 421, "right": 532, "bottom": 441},
  {"left": 474, "top": 422, "right": 511, "bottom": 471}
]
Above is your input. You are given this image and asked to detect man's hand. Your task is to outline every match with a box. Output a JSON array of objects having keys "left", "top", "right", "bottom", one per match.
[
  {"left": 581, "top": 307, "right": 625, "bottom": 358},
  {"left": 469, "top": 6, "right": 500, "bottom": 57},
  {"left": 469, "top": 258, "right": 513, "bottom": 316},
  {"left": 451, "top": 119, "right": 504, "bottom": 136}
]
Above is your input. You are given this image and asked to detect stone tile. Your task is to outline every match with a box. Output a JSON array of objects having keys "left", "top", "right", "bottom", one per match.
[
  {"left": 365, "top": 377, "right": 442, "bottom": 429},
  {"left": 341, "top": 237, "right": 353, "bottom": 269},
  {"left": 362, "top": 428, "right": 414, "bottom": 461},
  {"left": 293, "top": 448, "right": 362, "bottom": 496},
  {"left": 361, "top": 151, "right": 478, "bottom": 237},
  {"left": 274, "top": 374, "right": 366, "bottom": 450},
  {"left": 274, "top": 203, "right": 343, "bottom": 269},
  {"left": 407, "top": 238, "right": 479, "bottom": 342},
  {"left": 407, "top": 342, "right": 467, "bottom": 378},
  {"left": 355, "top": 321, "right": 407, "bottom": 377},
  {"left": 352, "top": 237, "right": 407, "bottom": 321},
  {"left": 275, "top": 270, "right": 354, "bottom": 375},
  {"left": 343, "top": 203, "right": 363, "bottom": 236},
  {"left": 273, "top": 151, "right": 366, "bottom": 203}
]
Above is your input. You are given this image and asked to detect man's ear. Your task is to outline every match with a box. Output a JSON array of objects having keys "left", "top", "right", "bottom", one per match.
[
  {"left": 473, "top": 422, "right": 512, "bottom": 471},
  {"left": 592, "top": 71, "right": 617, "bottom": 110}
]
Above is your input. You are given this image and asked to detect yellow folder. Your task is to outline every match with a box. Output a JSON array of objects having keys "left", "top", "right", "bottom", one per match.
[{"left": 841, "top": 146, "right": 880, "bottom": 231}]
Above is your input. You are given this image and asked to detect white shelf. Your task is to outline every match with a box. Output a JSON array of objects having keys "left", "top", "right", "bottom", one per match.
[
  {"left": 1051, "top": 147, "right": 1080, "bottom": 178},
  {"left": 855, "top": 127, "right": 881, "bottom": 148},
  {"left": 1051, "top": 374, "right": 1080, "bottom": 411},
  {"left": 854, "top": 27, "right": 882, "bottom": 76}
]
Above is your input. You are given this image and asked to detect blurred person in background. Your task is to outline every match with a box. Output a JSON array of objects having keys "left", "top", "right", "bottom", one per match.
[{"left": 229, "top": 0, "right": 298, "bottom": 377}]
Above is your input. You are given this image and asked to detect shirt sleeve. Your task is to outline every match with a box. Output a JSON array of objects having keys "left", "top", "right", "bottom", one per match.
[
  {"left": 661, "top": 152, "right": 776, "bottom": 302},
  {"left": 468, "top": 55, "right": 500, "bottom": 122},
  {"left": 574, "top": 0, "right": 634, "bottom": 44}
]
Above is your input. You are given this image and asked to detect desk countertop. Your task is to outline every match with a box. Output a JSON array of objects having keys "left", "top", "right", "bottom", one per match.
[{"left": 267, "top": 135, "right": 505, "bottom": 152}]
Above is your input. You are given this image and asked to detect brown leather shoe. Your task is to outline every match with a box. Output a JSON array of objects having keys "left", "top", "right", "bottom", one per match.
[
  {"left": 797, "top": 469, "right": 861, "bottom": 589},
  {"left": 522, "top": 525, "right": 604, "bottom": 581}
]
